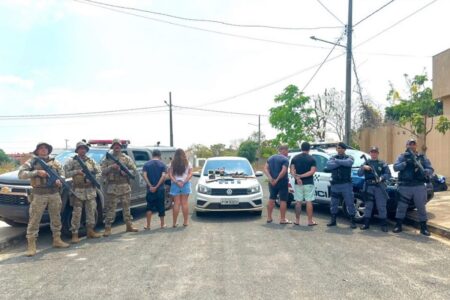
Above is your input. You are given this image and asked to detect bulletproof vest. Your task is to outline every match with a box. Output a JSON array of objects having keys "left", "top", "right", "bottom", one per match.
[
  {"left": 106, "top": 155, "right": 130, "bottom": 184},
  {"left": 330, "top": 155, "right": 352, "bottom": 184},
  {"left": 72, "top": 156, "right": 96, "bottom": 188},
  {"left": 30, "top": 158, "right": 58, "bottom": 188},
  {"left": 364, "top": 159, "right": 385, "bottom": 181},
  {"left": 398, "top": 153, "right": 427, "bottom": 184}
]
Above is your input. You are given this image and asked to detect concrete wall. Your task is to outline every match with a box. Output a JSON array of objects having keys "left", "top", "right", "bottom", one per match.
[
  {"left": 433, "top": 48, "right": 450, "bottom": 115},
  {"left": 358, "top": 118, "right": 450, "bottom": 178}
]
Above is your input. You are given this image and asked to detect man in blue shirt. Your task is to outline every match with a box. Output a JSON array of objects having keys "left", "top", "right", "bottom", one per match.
[
  {"left": 264, "top": 145, "right": 291, "bottom": 224},
  {"left": 142, "top": 150, "right": 167, "bottom": 229}
]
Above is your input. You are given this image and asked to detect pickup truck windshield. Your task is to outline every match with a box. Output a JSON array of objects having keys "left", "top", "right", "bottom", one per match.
[
  {"left": 203, "top": 160, "right": 254, "bottom": 177},
  {"left": 55, "top": 149, "right": 107, "bottom": 165}
]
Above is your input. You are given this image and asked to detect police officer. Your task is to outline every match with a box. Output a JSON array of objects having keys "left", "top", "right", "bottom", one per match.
[
  {"left": 64, "top": 141, "right": 102, "bottom": 243},
  {"left": 393, "top": 139, "right": 434, "bottom": 236},
  {"left": 325, "top": 142, "right": 357, "bottom": 228},
  {"left": 101, "top": 139, "right": 138, "bottom": 236},
  {"left": 358, "top": 147, "right": 391, "bottom": 232},
  {"left": 18, "top": 142, "right": 70, "bottom": 257}
]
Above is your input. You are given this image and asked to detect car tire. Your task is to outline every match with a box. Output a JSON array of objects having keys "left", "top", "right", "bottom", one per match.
[
  {"left": 342, "top": 197, "right": 365, "bottom": 223},
  {"left": 164, "top": 194, "right": 173, "bottom": 211}
]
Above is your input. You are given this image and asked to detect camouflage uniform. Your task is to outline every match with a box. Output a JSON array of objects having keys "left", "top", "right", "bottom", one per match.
[
  {"left": 64, "top": 155, "right": 101, "bottom": 233},
  {"left": 101, "top": 150, "right": 137, "bottom": 228},
  {"left": 19, "top": 156, "right": 65, "bottom": 239}
]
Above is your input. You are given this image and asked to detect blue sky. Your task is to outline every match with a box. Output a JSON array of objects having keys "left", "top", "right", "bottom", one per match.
[{"left": 1, "top": 0, "right": 449, "bottom": 153}]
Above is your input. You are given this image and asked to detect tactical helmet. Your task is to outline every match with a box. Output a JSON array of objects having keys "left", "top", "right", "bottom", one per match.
[
  {"left": 75, "top": 141, "right": 90, "bottom": 153},
  {"left": 110, "top": 138, "right": 122, "bottom": 149},
  {"left": 33, "top": 142, "right": 53, "bottom": 156}
]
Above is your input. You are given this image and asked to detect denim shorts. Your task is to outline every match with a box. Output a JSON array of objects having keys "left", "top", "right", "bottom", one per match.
[{"left": 170, "top": 181, "right": 192, "bottom": 196}]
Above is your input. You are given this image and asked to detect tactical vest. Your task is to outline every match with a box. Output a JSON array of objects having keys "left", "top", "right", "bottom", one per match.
[
  {"left": 364, "top": 159, "right": 385, "bottom": 182},
  {"left": 72, "top": 157, "right": 97, "bottom": 188},
  {"left": 106, "top": 155, "right": 130, "bottom": 184},
  {"left": 398, "top": 153, "right": 427, "bottom": 185},
  {"left": 330, "top": 155, "right": 352, "bottom": 184},
  {"left": 30, "top": 158, "right": 59, "bottom": 192}
]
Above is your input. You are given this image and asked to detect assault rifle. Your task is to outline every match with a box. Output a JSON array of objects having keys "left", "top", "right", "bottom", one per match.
[
  {"left": 74, "top": 155, "right": 101, "bottom": 189},
  {"left": 33, "top": 157, "right": 74, "bottom": 194},
  {"left": 406, "top": 148, "right": 428, "bottom": 178},
  {"left": 360, "top": 155, "right": 389, "bottom": 199},
  {"left": 105, "top": 152, "right": 135, "bottom": 180}
]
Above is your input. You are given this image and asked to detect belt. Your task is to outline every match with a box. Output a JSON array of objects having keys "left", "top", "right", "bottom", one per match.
[
  {"left": 366, "top": 180, "right": 379, "bottom": 185},
  {"left": 32, "top": 187, "right": 59, "bottom": 195},
  {"left": 398, "top": 181, "right": 424, "bottom": 187}
]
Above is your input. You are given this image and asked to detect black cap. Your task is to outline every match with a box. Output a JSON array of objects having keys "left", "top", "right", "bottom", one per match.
[
  {"left": 369, "top": 146, "right": 379, "bottom": 153},
  {"left": 337, "top": 142, "right": 348, "bottom": 149},
  {"left": 152, "top": 149, "right": 161, "bottom": 157}
]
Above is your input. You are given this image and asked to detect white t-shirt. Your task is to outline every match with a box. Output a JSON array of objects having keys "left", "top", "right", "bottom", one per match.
[{"left": 173, "top": 163, "right": 192, "bottom": 182}]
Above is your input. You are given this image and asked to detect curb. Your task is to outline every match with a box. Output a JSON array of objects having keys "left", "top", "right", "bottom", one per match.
[{"left": 404, "top": 217, "right": 450, "bottom": 240}]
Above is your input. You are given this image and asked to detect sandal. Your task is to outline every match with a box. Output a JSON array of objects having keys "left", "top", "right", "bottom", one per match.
[
  {"left": 160, "top": 224, "right": 167, "bottom": 229},
  {"left": 266, "top": 219, "right": 273, "bottom": 223},
  {"left": 183, "top": 224, "right": 189, "bottom": 227},
  {"left": 293, "top": 222, "right": 300, "bottom": 226},
  {"left": 173, "top": 224, "right": 178, "bottom": 228},
  {"left": 308, "top": 222, "right": 318, "bottom": 226},
  {"left": 143, "top": 226, "right": 150, "bottom": 230}
]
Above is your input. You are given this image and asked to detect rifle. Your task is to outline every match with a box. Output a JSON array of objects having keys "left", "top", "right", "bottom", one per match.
[
  {"left": 33, "top": 157, "right": 74, "bottom": 194},
  {"left": 105, "top": 152, "right": 135, "bottom": 180},
  {"left": 360, "top": 155, "right": 389, "bottom": 199},
  {"left": 406, "top": 148, "right": 428, "bottom": 178},
  {"left": 73, "top": 155, "right": 101, "bottom": 189}
]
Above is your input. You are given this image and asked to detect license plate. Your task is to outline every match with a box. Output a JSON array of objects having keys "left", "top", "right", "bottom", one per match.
[{"left": 221, "top": 198, "right": 239, "bottom": 205}]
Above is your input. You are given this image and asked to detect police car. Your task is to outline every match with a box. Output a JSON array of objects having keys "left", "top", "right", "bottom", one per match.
[{"left": 277, "top": 145, "right": 434, "bottom": 222}]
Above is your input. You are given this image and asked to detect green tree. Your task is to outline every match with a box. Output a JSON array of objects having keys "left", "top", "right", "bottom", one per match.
[
  {"left": 238, "top": 140, "right": 258, "bottom": 163},
  {"left": 0, "top": 149, "right": 11, "bottom": 163},
  {"left": 385, "top": 73, "right": 450, "bottom": 152},
  {"left": 188, "top": 144, "right": 212, "bottom": 158},
  {"left": 269, "top": 85, "right": 315, "bottom": 147},
  {"left": 260, "top": 140, "right": 277, "bottom": 159},
  {"left": 210, "top": 143, "right": 226, "bottom": 156}
]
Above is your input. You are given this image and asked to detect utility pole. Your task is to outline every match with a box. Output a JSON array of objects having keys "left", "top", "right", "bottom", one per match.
[
  {"left": 64, "top": 139, "right": 68, "bottom": 150},
  {"left": 164, "top": 92, "right": 174, "bottom": 147},
  {"left": 344, "top": 0, "right": 353, "bottom": 145}
]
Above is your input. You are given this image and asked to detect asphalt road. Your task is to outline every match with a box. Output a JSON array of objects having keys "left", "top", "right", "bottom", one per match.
[{"left": 1, "top": 177, "right": 450, "bottom": 299}]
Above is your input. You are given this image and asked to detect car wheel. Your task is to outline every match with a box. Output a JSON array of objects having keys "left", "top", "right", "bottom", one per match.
[
  {"left": 61, "top": 204, "right": 73, "bottom": 238},
  {"left": 342, "top": 197, "right": 364, "bottom": 223},
  {"left": 2, "top": 219, "right": 26, "bottom": 227},
  {"left": 275, "top": 197, "right": 281, "bottom": 207},
  {"left": 164, "top": 194, "right": 173, "bottom": 210}
]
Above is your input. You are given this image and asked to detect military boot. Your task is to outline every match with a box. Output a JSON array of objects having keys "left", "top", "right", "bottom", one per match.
[
  {"left": 103, "top": 226, "right": 112, "bottom": 237},
  {"left": 327, "top": 214, "right": 337, "bottom": 227},
  {"left": 380, "top": 219, "right": 388, "bottom": 233},
  {"left": 393, "top": 219, "right": 403, "bottom": 233},
  {"left": 87, "top": 226, "right": 101, "bottom": 238},
  {"left": 52, "top": 235, "right": 70, "bottom": 248},
  {"left": 349, "top": 215, "right": 357, "bottom": 229},
  {"left": 126, "top": 222, "right": 138, "bottom": 232},
  {"left": 26, "top": 237, "right": 37, "bottom": 257},
  {"left": 71, "top": 232, "right": 80, "bottom": 244},
  {"left": 360, "top": 218, "right": 370, "bottom": 230},
  {"left": 420, "top": 221, "right": 431, "bottom": 236}
]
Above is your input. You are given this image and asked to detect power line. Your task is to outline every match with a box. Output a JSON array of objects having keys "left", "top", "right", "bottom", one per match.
[
  {"left": 355, "top": 0, "right": 438, "bottom": 49},
  {"left": 354, "top": 0, "right": 396, "bottom": 27},
  {"left": 301, "top": 32, "right": 345, "bottom": 92},
  {"left": 0, "top": 106, "right": 167, "bottom": 120},
  {"left": 173, "top": 105, "right": 269, "bottom": 117},
  {"left": 74, "top": 0, "right": 330, "bottom": 49},
  {"left": 77, "top": 0, "right": 342, "bottom": 31},
  {"left": 315, "top": 0, "right": 345, "bottom": 25}
]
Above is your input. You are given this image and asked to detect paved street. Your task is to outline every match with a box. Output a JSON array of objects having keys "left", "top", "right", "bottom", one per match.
[{"left": 1, "top": 177, "right": 450, "bottom": 299}]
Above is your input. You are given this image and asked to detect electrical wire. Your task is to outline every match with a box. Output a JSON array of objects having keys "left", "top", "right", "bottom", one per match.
[
  {"left": 315, "top": 0, "right": 345, "bottom": 25},
  {"left": 172, "top": 105, "right": 268, "bottom": 117},
  {"left": 73, "top": 0, "right": 331, "bottom": 49},
  {"left": 77, "top": 0, "right": 342, "bottom": 31},
  {"left": 354, "top": 0, "right": 396, "bottom": 27}
]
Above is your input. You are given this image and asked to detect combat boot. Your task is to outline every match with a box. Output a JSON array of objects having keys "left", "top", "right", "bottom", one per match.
[
  {"left": 26, "top": 237, "right": 37, "bottom": 257},
  {"left": 380, "top": 219, "right": 388, "bottom": 233},
  {"left": 87, "top": 226, "right": 101, "bottom": 238},
  {"left": 327, "top": 214, "right": 337, "bottom": 227},
  {"left": 420, "top": 221, "right": 431, "bottom": 236},
  {"left": 103, "top": 226, "right": 112, "bottom": 237},
  {"left": 360, "top": 218, "right": 370, "bottom": 230},
  {"left": 52, "top": 235, "right": 70, "bottom": 248},
  {"left": 71, "top": 232, "right": 80, "bottom": 244},
  {"left": 126, "top": 222, "right": 138, "bottom": 232},
  {"left": 349, "top": 215, "right": 357, "bottom": 229},
  {"left": 393, "top": 219, "right": 403, "bottom": 233}
]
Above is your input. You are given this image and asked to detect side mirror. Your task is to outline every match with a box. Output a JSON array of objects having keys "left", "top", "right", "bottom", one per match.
[
  {"left": 255, "top": 171, "right": 264, "bottom": 177},
  {"left": 192, "top": 171, "right": 201, "bottom": 177}
]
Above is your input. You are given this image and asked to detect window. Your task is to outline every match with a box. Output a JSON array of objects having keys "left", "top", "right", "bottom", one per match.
[
  {"left": 312, "top": 154, "right": 328, "bottom": 172},
  {"left": 132, "top": 151, "right": 150, "bottom": 167}
]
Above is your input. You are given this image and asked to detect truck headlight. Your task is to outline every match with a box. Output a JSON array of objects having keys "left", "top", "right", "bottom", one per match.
[
  {"left": 247, "top": 185, "right": 260, "bottom": 194},
  {"left": 197, "top": 184, "right": 211, "bottom": 195}
]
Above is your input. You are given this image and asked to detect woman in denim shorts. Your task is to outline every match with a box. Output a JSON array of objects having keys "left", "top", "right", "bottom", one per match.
[{"left": 169, "top": 149, "right": 193, "bottom": 227}]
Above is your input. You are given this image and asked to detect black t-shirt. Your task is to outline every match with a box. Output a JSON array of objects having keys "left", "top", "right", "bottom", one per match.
[{"left": 290, "top": 153, "right": 316, "bottom": 185}]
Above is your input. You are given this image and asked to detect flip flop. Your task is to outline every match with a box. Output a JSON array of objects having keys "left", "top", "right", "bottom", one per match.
[
  {"left": 293, "top": 222, "right": 300, "bottom": 226},
  {"left": 266, "top": 219, "right": 273, "bottom": 223},
  {"left": 308, "top": 222, "right": 318, "bottom": 226},
  {"left": 183, "top": 224, "right": 189, "bottom": 227},
  {"left": 143, "top": 226, "right": 150, "bottom": 230},
  {"left": 280, "top": 220, "right": 292, "bottom": 225},
  {"left": 173, "top": 224, "right": 178, "bottom": 228},
  {"left": 160, "top": 224, "right": 167, "bottom": 229}
]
